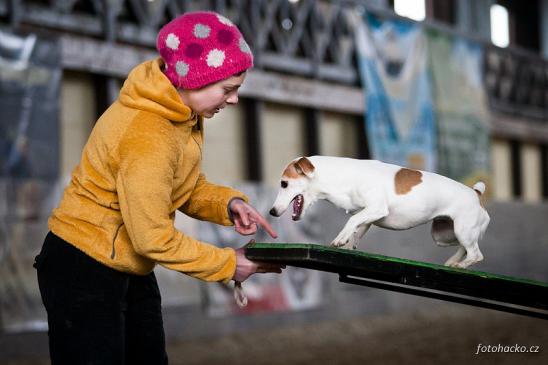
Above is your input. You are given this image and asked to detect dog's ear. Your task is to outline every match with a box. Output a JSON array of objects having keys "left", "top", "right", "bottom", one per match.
[{"left": 294, "top": 157, "right": 315, "bottom": 178}]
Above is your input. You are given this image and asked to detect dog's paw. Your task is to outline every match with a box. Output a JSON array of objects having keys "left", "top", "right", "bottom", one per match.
[
  {"left": 453, "top": 260, "right": 480, "bottom": 269},
  {"left": 446, "top": 260, "right": 478, "bottom": 269},
  {"left": 331, "top": 238, "right": 353, "bottom": 248},
  {"left": 453, "top": 262, "right": 471, "bottom": 269},
  {"left": 447, "top": 255, "right": 483, "bottom": 269},
  {"left": 332, "top": 242, "right": 354, "bottom": 250},
  {"left": 330, "top": 240, "right": 347, "bottom": 248},
  {"left": 348, "top": 237, "right": 360, "bottom": 250},
  {"left": 332, "top": 234, "right": 350, "bottom": 247},
  {"left": 332, "top": 236, "right": 357, "bottom": 249}
]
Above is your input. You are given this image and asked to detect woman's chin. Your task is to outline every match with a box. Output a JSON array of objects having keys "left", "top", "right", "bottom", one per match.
[{"left": 203, "top": 110, "right": 220, "bottom": 118}]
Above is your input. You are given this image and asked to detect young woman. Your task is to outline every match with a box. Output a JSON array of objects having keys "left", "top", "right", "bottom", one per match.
[{"left": 34, "top": 11, "right": 282, "bottom": 364}]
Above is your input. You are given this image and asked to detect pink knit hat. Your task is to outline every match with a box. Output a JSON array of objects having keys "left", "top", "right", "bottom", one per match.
[{"left": 156, "top": 11, "right": 253, "bottom": 89}]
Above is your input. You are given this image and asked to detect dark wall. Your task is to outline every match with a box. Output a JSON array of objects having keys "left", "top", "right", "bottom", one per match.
[{"left": 499, "top": 0, "right": 541, "bottom": 52}]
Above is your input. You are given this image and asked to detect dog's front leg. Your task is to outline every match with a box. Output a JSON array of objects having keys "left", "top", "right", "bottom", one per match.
[
  {"left": 342, "top": 223, "right": 371, "bottom": 250},
  {"left": 331, "top": 205, "right": 387, "bottom": 248}
]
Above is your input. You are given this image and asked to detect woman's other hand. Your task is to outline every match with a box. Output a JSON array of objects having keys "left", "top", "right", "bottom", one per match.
[{"left": 232, "top": 240, "right": 285, "bottom": 282}]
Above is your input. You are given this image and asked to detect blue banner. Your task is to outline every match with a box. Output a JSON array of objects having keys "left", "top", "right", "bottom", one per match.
[
  {"left": 356, "top": 13, "right": 436, "bottom": 171},
  {"left": 427, "top": 29, "right": 490, "bottom": 186}
]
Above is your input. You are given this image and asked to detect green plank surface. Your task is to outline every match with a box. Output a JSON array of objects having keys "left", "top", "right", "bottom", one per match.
[
  {"left": 245, "top": 243, "right": 548, "bottom": 313},
  {"left": 246, "top": 243, "right": 548, "bottom": 287}
]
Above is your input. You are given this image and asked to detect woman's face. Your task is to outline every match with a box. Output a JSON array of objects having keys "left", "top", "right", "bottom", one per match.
[{"left": 177, "top": 72, "right": 246, "bottom": 118}]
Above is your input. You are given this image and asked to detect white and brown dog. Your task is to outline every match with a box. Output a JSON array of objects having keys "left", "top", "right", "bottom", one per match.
[{"left": 269, "top": 156, "right": 490, "bottom": 269}]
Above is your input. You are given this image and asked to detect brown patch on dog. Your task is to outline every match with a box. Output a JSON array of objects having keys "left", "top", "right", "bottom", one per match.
[
  {"left": 282, "top": 163, "right": 299, "bottom": 179},
  {"left": 294, "top": 157, "right": 315, "bottom": 177},
  {"left": 282, "top": 157, "right": 315, "bottom": 179},
  {"left": 395, "top": 168, "right": 423, "bottom": 195}
]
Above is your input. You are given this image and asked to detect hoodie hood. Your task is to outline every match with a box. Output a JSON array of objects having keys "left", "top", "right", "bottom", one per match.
[{"left": 119, "top": 58, "right": 193, "bottom": 123}]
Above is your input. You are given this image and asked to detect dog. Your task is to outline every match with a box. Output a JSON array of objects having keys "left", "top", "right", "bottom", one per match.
[{"left": 269, "top": 156, "right": 490, "bottom": 269}]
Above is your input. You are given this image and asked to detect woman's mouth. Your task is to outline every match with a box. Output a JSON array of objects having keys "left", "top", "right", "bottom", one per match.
[{"left": 292, "top": 194, "right": 304, "bottom": 221}]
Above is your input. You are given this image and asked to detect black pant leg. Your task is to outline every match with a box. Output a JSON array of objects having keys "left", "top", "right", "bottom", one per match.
[
  {"left": 35, "top": 232, "right": 129, "bottom": 365},
  {"left": 124, "top": 272, "right": 168, "bottom": 365}
]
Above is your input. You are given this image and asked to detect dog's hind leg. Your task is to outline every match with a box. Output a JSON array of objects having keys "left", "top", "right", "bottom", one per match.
[
  {"left": 453, "top": 241, "right": 483, "bottom": 268},
  {"left": 431, "top": 217, "right": 458, "bottom": 247},
  {"left": 448, "top": 217, "right": 484, "bottom": 268},
  {"left": 444, "top": 247, "right": 466, "bottom": 267}
]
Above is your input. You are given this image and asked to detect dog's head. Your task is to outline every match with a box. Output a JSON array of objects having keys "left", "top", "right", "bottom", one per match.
[{"left": 269, "top": 157, "right": 316, "bottom": 221}]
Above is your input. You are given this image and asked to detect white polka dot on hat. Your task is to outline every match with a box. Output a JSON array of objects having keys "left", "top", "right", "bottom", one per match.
[{"left": 156, "top": 11, "right": 253, "bottom": 89}]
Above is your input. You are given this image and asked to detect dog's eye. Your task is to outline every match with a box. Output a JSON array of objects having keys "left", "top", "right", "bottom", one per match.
[{"left": 281, "top": 181, "right": 288, "bottom": 188}]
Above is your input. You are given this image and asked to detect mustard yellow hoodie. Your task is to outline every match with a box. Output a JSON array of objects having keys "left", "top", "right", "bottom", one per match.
[{"left": 49, "top": 58, "right": 247, "bottom": 283}]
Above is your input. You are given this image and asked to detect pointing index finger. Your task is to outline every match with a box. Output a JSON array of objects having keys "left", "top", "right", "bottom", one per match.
[{"left": 251, "top": 211, "right": 278, "bottom": 238}]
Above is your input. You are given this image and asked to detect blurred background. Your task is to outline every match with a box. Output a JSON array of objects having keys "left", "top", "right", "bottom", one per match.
[{"left": 0, "top": 0, "right": 547, "bottom": 364}]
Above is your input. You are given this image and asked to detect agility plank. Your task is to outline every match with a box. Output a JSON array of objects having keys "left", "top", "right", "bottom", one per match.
[{"left": 245, "top": 243, "right": 548, "bottom": 320}]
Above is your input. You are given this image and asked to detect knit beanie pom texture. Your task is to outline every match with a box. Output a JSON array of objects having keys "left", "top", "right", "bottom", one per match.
[{"left": 157, "top": 11, "right": 253, "bottom": 89}]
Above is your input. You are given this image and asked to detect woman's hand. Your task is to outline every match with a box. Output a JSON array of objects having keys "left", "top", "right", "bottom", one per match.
[
  {"left": 232, "top": 240, "right": 285, "bottom": 282},
  {"left": 229, "top": 199, "right": 278, "bottom": 238}
]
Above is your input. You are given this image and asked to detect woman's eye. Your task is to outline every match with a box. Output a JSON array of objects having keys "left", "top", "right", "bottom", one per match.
[{"left": 281, "top": 181, "right": 288, "bottom": 188}]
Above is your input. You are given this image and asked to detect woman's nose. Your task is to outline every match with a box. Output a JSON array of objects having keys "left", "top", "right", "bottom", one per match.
[{"left": 226, "top": 92, "right": 239, "bottom": 104}]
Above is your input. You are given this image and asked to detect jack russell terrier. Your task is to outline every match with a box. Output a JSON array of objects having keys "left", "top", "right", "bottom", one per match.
[{"left": 269, "top": 156, "right": 490, "bottom": 269}]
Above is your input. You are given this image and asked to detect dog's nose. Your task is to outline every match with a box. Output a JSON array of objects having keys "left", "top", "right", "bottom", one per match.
[{"left": 269, "top": 208, "right": 277, "bottom": 216}]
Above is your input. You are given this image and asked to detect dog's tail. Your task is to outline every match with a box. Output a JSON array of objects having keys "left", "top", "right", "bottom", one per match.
[{"left": 473, "top": 181, "right": 486, "bottom": 196}]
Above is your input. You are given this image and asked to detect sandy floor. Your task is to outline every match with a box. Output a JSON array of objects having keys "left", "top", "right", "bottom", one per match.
[
  {"left": 5, "top": 307, "right": 547, "bottom": 365},
  {"left": 166, "top": 307, "right": 546, "bottom": 365}
]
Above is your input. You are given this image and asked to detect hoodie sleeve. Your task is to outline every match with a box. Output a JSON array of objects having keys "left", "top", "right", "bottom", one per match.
[
  {"left": 179, "top": 173, "right": 249, "bottom": 226},
  {"left": 116, "top": 122, "right": 236, "bottom": 283}
]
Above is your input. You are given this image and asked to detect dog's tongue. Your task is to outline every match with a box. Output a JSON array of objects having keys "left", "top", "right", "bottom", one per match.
[{"left": 292, "top": 195, "right": 303, "bottom": 220}]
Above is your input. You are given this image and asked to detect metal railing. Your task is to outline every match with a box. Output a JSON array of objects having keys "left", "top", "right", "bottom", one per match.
[{"left": 1, "top": 0, "right": 547, "bottom": 120}]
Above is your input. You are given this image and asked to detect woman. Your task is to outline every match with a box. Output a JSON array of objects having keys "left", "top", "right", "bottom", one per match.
[{"left": 34, "top": 11, "right": 282, "bottom": 364}]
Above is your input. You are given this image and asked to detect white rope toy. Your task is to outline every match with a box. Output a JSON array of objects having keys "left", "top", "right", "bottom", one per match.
[{"left": 234, "top": 281, "right": 248, "bottom": 308}]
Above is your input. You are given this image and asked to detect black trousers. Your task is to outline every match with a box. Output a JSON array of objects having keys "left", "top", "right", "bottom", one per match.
[{"left": 34, "top": 232, "right": 168, "bottom": 365}]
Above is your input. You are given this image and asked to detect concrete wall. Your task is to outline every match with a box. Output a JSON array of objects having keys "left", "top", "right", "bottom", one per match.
[
  {"left": 202, "top": 104, "right": 246, "bottom": 183},
  {"left": 319, "top": 111, "right": 358, "bottom": 158},
  {"left": 521, "top": 143, "right": 543, "bottom": 202},
  {"left": 59, "top": 71, "right": 96, "bottom": 178},
  {"left": 491, "top": 138, "right": 545, "bottom": 202},
  {"left": 261, "top": 102, "right": 306, "bottom": 187},
  {"left": 491, "top": 138, "right": 513, "bottom": 201}
]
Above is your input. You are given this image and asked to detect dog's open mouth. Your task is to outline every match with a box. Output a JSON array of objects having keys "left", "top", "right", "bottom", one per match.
[{"left": 292, "top": 194, "right": 304, "bottom": 221}]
